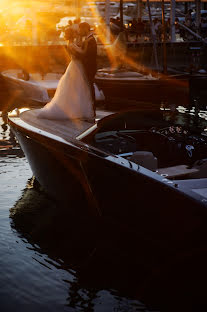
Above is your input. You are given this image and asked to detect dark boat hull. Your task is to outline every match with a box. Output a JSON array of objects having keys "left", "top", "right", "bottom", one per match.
[
  {"left": 95, "top": 76, "right": 189, "bottom": 109},
  {"left": 0, "top": 73, "right": 48, "bottom": 112},
  {"left": 11, "top": 120, "right": 206, "bottom": 219}
]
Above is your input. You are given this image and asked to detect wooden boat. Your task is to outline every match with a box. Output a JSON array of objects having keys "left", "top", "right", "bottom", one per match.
[
  {"left": 9, "top": 107, "right": 207, "bottom": 210},
  {"left": 95, "top": 68, "right": 190, "bottom": 109},
  {"left": 2, "top": 69, "right": 61, "bottom": 99},
  {"left": 9, "top": 107, "right": 207, "bottom": 308},
  {"left": 0, "top": 70, "right": 49, "bottom": 112},
  {"left": 3, "top": 67, "right": 200, "bottom": 112},
  {"left": 2, "top": 69, "right": 105, "bottom": 110},
  {"left": 0, "top": 73, "right": 48, "bottom": 113}
]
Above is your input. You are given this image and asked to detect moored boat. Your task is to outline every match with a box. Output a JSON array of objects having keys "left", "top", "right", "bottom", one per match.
[
  {"left": 0, "top": 70, "right": 49, "bottom": 112},
  {"left": 95, "top": 67, "right": 190, "bottom": 109},
  {"left": 9, "top": 108, "right": 207, "bottom": 211},
  {"left": 9, "top": 107, "right": 207, "bottom": 308},
  {"left": 2, "top": 69, "right": 105, "bottom": 108}
]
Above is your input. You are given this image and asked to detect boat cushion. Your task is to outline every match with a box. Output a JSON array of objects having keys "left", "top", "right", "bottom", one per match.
[
  {"left": 157, "top": 165, "right": 199, "bottom": 179},
  {"left": 129, "top": 151, "right": 158, "bottom": 171}
]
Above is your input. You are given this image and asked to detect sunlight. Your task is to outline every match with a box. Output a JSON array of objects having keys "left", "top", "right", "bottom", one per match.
[
  {"left": 0, "top": 0, "right": 191, "bottom": 102},
  {"left": 8, "top": 108, "right": 28, "bottom": 117}
]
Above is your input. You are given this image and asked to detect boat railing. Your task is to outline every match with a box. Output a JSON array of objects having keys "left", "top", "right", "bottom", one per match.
[{"left": 177, "top": 22, "right": 207, "bottom": 44}]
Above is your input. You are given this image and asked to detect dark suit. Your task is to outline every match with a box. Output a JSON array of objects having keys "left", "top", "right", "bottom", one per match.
[{"left": 81, "top": 34, "right": 97, "bottom": 115}]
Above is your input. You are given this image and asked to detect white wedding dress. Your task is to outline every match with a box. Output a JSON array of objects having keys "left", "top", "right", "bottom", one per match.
[{"left": 37, "top": 59, "right": 94, "bottom": 120}]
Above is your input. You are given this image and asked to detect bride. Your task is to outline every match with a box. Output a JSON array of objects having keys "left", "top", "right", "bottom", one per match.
[{"left": 37, "top": 26, "right": 94, "bottom": 121}]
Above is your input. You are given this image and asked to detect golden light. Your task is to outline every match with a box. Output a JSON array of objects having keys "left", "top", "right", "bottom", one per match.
[
  {"left": 8, "top": 108, "right": 28, "bottom": 117},
  {"left": 0, "top": 0, "right": 189, "bottom": 102}
]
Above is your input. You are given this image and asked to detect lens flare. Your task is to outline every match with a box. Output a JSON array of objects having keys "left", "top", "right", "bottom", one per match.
[{"left": 0, "top": 0, "right": 189, "bottom": 108}]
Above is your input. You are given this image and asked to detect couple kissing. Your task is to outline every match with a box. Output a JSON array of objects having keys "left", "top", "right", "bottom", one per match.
[{"left": 38, "top": 22, "right": 97, "bottom": 122}]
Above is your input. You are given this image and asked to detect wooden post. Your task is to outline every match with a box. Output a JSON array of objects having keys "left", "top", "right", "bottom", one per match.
[
  {"left": 146, "top": 0, "right": 159, "bottom": 72},
  {"left": 136, "top": 0, "right": 142, "bottom": 19},
  {"left": 170, "top": 0, "right": 176, "bottom": 42},
  {"left": 184, "top": 2, "right": 188, "bottom": 15},
  {"left": 120, "top": 0, "right": 123, "bottom": 31},
  {"left": 162, "top": 0, "right": 167, "bottom": 74},
  {"left": 105, "top": 0, "right": 111, "bottom": 43},
  {"left": 195, "top": 0, "right": 201, "bottom": 34}
]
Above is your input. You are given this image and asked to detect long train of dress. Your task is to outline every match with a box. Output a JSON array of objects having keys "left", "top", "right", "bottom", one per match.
[{"left": 37, "top": 59, "right": 94, "bottom": 120}]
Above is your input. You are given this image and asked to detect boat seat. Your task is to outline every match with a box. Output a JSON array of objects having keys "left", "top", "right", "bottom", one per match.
[
  {"left": 173, "top": 178, "right": 207, "bottom": 199},
  {"left": 188, "top": 158, "right": 207, "bottom": 179},
  {"left": 129, "top": 151, "right": 158, "bottom": 171},
  {"left": 157, "top": 165, "right": 199, "bottom": 179}
]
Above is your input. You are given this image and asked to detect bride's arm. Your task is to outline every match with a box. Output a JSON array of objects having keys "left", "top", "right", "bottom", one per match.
[
  {"left": 67, "top": 43, "right": 77, "bottom": 56},
  {"left": 70, "top": 41, "right": 89, "bottom": 56}
]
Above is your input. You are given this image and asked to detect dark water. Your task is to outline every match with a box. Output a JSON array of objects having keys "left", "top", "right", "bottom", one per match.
[{"left": 0, "top": 117, "right": 160, "bottom": 312}]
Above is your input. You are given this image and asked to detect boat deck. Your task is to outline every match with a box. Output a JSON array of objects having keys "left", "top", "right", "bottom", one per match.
[{"left": 19, "top": 109, "right": 112, "bottom": 140}]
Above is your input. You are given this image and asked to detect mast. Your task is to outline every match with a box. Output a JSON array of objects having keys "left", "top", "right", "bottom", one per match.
[
  {"left": 146, "top": 0, "right": 159, "bottom": 72},
  {"left": 136, "top": 0, "right": 142, "bottom": 19},
  {"left": 105, "top": 0, "right": 111, "bottom": 43},
  {"left": 161, "top": 0, "right": 167, "bottom": 74},
  {"left": 195, "top": 0, "right": 201, "bottom": 35},
  {"left": 170, "top": 0, "right": 176, "bottom": 42},
  {"left": 120, "top": 0, "right": 123, "bottom": 31}
]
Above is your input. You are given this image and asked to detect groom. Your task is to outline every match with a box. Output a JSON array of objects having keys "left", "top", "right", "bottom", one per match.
[{"left": 76, "top": 22, "right": 97, "bottom": 116}]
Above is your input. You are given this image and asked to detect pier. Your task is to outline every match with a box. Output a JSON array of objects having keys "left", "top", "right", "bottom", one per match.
[{"left": 0, "top": 40, "right": 206, "bottom": 74}]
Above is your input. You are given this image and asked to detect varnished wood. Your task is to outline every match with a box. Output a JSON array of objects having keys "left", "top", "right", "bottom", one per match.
[{"left": 20, "top": 109, "right": 113, "bottom": 140}]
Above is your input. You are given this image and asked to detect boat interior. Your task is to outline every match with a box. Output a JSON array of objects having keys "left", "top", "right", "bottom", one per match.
[
  {"left": 89, "top": 127, "right": 207, "bottom": 176},
  {"left": 82, "top": 111, "right": 207, "bottom": 198}
]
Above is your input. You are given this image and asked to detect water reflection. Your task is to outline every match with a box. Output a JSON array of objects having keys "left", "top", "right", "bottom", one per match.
[
  {"left": 10, "top": 178, "right": 161, "bottom": 312},
  {"left": 9, "top": 175, "right": 207, "bottom": 312},
  {"left": 0, "top": 117, "right": 24, "bottom": 158}
]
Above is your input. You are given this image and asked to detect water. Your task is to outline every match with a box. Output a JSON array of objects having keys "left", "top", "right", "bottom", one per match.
[{"left": 0, "top": 117, "right": 159, "bottom": 312}]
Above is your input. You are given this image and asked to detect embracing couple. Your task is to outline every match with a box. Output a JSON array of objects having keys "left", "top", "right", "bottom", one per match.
[{"left": 38, "top": 22, "right": 97, "bottom": 122}]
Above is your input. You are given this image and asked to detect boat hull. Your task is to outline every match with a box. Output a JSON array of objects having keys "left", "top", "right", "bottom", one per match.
[
  {"left": 0, "top": 73, "right": 48, "bottom": 112},
  {"left": 11, "top": 120, "right": 206, "bottom": 221},
  {"left": 95, "top": 76, "right": 189, "bottom": 109},
  {"left": 10, "top": 116, "right": 207, "bottom": 308}
]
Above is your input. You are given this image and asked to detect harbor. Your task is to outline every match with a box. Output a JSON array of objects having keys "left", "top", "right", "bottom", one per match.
[{"left": 1, "top": 0, "right": 207, "bottom": 311}]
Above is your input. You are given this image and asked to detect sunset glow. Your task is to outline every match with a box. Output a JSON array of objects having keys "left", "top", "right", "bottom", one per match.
[{"left": 0, "top": 0, "right": 191, "bottom": 99}]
